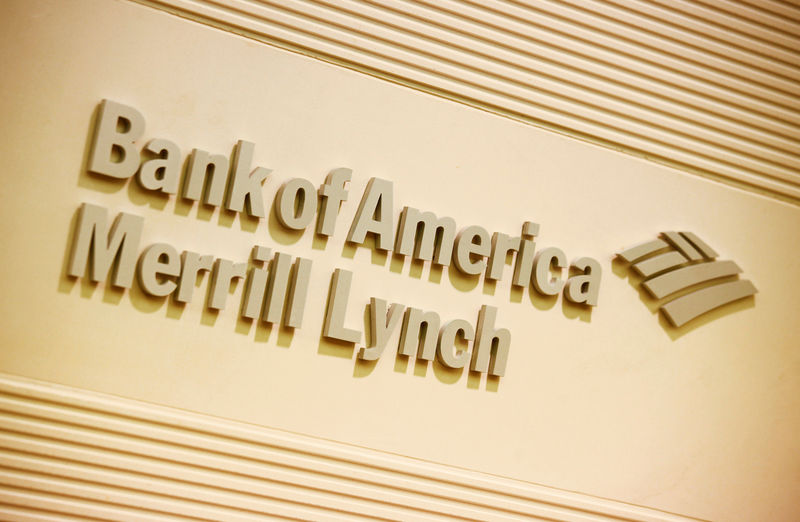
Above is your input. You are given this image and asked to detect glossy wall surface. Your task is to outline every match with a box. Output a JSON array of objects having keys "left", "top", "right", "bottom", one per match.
[{"left": 1, "top": 0, "right": 798, "bottom": 520}]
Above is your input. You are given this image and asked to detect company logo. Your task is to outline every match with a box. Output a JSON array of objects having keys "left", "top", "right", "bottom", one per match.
[{"left": 616, "top": 232, "right": 757, "bottom": 328}]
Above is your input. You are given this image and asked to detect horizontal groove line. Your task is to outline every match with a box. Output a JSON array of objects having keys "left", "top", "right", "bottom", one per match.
[
  {"left": 0, "top": 503, "right": 106, "bottom": 522},
  {"left": 696, "top": 0, "right": 800, "bottom": 35},
  {"left": 0, "top": 460, "right": 304, "bottom": 522},
  {"left": 84, "top": 2, "right": 800, "bottom": 203},
  {"left": 646, "top": 0, "right": 800, "bottom": 52},
  {"left": 425, "top": 0, "right": 800, "bottom": 125},
  {"left": 282, "top": 1, "right": 800, "bottom": 171},
  {"left": 0, "top": 433, "right": 496, "bottom": 521},
  {"left": 0, "top": 466, "right": 370, "bottom": 522},
  {"left": 189, "top": 0, "right": 800, "bottom": 186},
  {"left": 0, "top": 412, "right": 588, "bottom": 521},
  {"left": 593, "top": 0, "right": 800, "bottom": 68},
  {"left": 357, "top": 0, "right": 800, "bottom": 145},
  {"left": 0, "top": 421, "right": 443, "bottom": 522},
  {"left": 190, "top": 0, "right": 800, "bottom": 128},
  {"left": 0, "top": 481, "right": 211, "bottom": 522},
  {"left": 598, "top": 0, "right": 800, "bottom": 62},
  {"left": 737, "top": 0, "right": 800, "bottom": 23},
  {"left": 465, "top": 0, "right": 800, "bottom": 109},
  {"left": 303, "top": 0, "right": 800, "bottom": 159},
  {"left": 0, "top": 385, "right": 664, "bottom": 521},
  {"left": 568, "top": 0, "right": 800, "bottom": 80}
]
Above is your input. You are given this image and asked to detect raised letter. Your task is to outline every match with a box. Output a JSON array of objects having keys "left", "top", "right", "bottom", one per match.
[
  {"left": 358, "top": 298, "right": 405, "bottom": 361},
  {"left": 138, "top": 138, "right": 181, "bottom": 193},
  {"left": 284, "top": 257, "right": 312, "bottom": 328},
  {"left": 564, "top": 257, "right": 602, "bottom": 306},
  {"left": 486, "top": 232, "right": 521, "bottom": 281},
  {"left": 207, "top": 259, "right": 247, "bottom": 310},
  {"left": 67, "top": 203, "right": 143, "bottom": 288},
  {"left": 532, "top": 247, "right": 566, "bottom": 296},
  {"left": 398, "top": 308, "right": 441, "bottom": 361},
  {"left": 176, "top": 251, "right": 214, "bottom": 303},
  {"left": 512, "top": 222, "right": 539, "bottom": 287},
  {"left": 437, "top": 319, "right": 473, "bottom": 369},
  {"left": 471, "top": 305, "right": 510, "bottom": 377},
  {"left": 183, "top": 149, "right": 229, "bottom": 207},
  {"left": 453, "top": 225, "right": 490, "bottom": 276},
  {"left": 394, "top": 207, "right": 456, "bottom": 265},
  {"left": 346, "top": 178, "right": 394, "bottom": 250},
  {"left": 276, "top": 178, "right": 316, "bottom": 230},
  {"left": 263, "top": 252, "right": 292, "bottom": 324},
  {"left": 138, "top": 243, "right": 180, "bottom": 296},
  {"left": 241, "top": 246, "right": 271, "bottom": 319},
  {"left": 317, "top": 168, "right": 351, "bottom": 237},
  {"left": 226, "top": 140, "right": 270, "bottom": 218},
  {"left": 88, "top": 99, "right": 144, "bottom": 179},
  {"left": 322, "top": 269, "right": 361, "bottom": 343}
]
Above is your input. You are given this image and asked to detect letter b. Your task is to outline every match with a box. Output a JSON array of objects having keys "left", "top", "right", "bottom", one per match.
[{"left": 88, "top": 99, "right": 145, "bottom": 179}]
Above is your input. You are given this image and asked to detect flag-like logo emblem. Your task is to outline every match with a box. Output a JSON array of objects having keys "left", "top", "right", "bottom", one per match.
[{"left": 616, "top": 232, "right": 757, "bottom": 328}]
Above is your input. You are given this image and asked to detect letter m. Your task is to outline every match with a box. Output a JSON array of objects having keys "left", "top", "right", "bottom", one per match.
[
  {"left": 395, "top": 207, "right": 456, "bottom": 265},
  {"left": 67, "top": 203, "right": 144, "bottom": 288}
]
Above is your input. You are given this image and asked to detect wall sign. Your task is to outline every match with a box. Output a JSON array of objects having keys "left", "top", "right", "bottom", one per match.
[{"left": 65, "top": 100, "right": 757, "bottom": 380}]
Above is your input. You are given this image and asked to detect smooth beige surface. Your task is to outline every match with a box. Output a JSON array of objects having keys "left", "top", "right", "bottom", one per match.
[
  {"left": 1, "top": 1, "right": 799, "bottom": 520},
  {"left": 141, "top": 0, "right": 800, "bottom": 202},
  {"left": 0, "top": 372, "right": 696, "bottom": 521}
]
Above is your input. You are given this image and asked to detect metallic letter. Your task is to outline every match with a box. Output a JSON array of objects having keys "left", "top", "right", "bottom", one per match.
[
  {"left": 225, "top": 140, "right": 270, "bottom": 218},
  {"left": 317, "top": 168, "right": 351, "bottom": 237},
  {"left": 346, "top": 178, "right": 394, "bottom": 250},
  {"left": 284, "top": 257, "right": 312, "bottom": 328},
  {"left": 358, "top": 298, "right": 405, "bottom": 361},
  {"left": 437, "top": 319, "right": 473, "bottom": 369},
  {"left": 323, "top": 269, "right": 362, "bottom": 344},
  {"left": 138, "top": 138, "right": 181, "bottom": 194},
  {"left": 276, "top": 178, "right": 316, "bottom": 230},
  {"left": 263, "top": 252, "right": 292, "bottom": 324},
  {"left": 183, "top": 149, "right": 229, "bottom": 207},
  {"left": 512, "top": 222, "right": 539, "bottom": 287},
  {"left": 471, "top": 305, "right": 510, "bottom": 377},
  {"left": 207, "top": 259, "right": 247, "bottom": 310},
  {"left": 398, "top": 307, "right": 441, "bottom": 361},
  {"left": 138, "top": 243, "right": 181, "bottom": 296},
  {"left": 176, "top": 251, "right": 214, "bottom": 304},
  {"left": 564, "top": 257, "right": 602, "bottom": 306},
  {"left": 532, "top": 247, "right": 566, "bottom": 296},
  {"left": 88, "top": 99, "right": 144, "bottom": 179},
  {"left": 486, "top": 232, "right": 521, "bottom": 281},
  {"left": 67, "top": 203, "right": 143, "bottom": 288},
  {"left": 453, "top": 225, "right": 491, "bottom": 276},
  {"left": 394, "top": 207, "right": 456, "bottom": 265}
]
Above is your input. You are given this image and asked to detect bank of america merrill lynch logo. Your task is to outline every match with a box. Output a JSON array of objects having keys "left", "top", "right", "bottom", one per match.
[{"left": 616, "top": 232, "right": 757, "bottom": 328}]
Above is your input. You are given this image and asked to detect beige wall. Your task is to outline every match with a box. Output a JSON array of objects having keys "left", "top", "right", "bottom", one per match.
[{"left": 1, "top": 0, "right": 798, "bottom": 520}]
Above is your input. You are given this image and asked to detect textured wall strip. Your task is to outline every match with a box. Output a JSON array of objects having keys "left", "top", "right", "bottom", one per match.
[
  {"left": 133, "top": 0, "right": 800, "bottom": 203},
  {"left": 0, "top": 373, "right": 697, "bottom": 521}
]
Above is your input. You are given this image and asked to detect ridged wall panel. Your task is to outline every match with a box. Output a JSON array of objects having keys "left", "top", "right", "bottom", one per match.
[
  {"left": 0, "top": 373, "right": 696, "bottom": 521},
  {"left": 136, "top": 0, "right": 800, "bottom": 203}
]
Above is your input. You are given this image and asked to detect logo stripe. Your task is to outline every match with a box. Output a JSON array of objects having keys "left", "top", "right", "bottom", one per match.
[
  {"left": 632, "top": 251, "right": 688, "bottom": 278},
  {"left": 643, "top": 260, "right": 743, "bottom": 299},
  {"left": 617, "top": 238, "right": 669, "bottom": 263},
  {"left": 660, "top": 280, "right": 757, "bottom": 327},
  {"left": 679, "top": 232, "right": 718, "bottom": 259},
  {"left": 662, "top": 231, "right": 703, "bottom": 261},
  {"left": 617, "top": 233, "right": 755, "bottom": 329}
]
